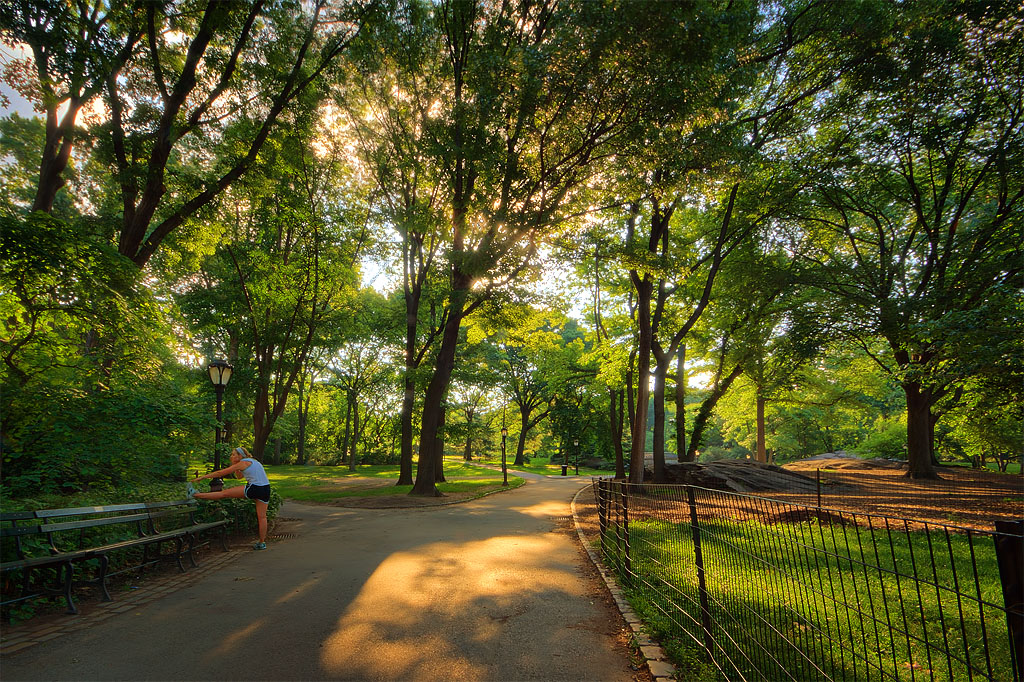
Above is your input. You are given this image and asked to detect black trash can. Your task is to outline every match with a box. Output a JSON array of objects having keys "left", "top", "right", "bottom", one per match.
[{"left": 561, "top": 464, "right": 568, "bottom": 476}]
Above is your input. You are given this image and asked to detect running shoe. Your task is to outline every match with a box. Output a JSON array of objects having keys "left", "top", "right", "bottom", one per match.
[
  {"left": 253, "top": 542, "right": 267, "bottom": 551},
  {"left": 186, "top": 482, "right": 197, "bottom": 499}
]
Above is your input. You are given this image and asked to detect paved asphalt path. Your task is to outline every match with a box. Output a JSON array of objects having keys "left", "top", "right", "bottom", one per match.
[{"left": 2, "top": 473, "right": 638, "bottom": 682}]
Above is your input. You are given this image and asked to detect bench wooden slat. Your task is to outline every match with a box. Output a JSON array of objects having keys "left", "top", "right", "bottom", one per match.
[
  {"left": 0, "top": 511, "right": 37, "bottom": 522},
  {"left": 34, "top": 503, "right": 150, "bottom": 518},
  {"left": 38, "top": 512, "right": 152, "bottom": 534},
  {"left": 145, "top": 499, "right": 195, "bottom": 510}
]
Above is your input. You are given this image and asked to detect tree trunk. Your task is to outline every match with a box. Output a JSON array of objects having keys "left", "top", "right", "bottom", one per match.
[
  {"left": 411, "top": 283, "right": 467, "bottom": 496},
  {"left": 755, "top": 390, "right": 767, "bottom": 463},
  {"left": 273, "top": 437, "right": 282, "bottom": 466},
  {"left": 397, "top": 375, "right": 415, "bottom": 485},
  {"left": 675, "top": 345, "right": 689, "bottom": 462},
  {"left": 628, "top": 275, "right": 653, "bottom": 483},
  {"left": 297, "top": 376, "right": 309, "bottom": 465},
  {"left": 626, "top": 349, "right": 637, "bottom": 436},
  {"left": 341, "top": 395, "right": 352, "bottom": 465},
  {"left": 398, "top": 271, "right": 421, "bottom": 486},
  {"left": 349, "top": 395, "right": 359, "bottom": 471},
  {"left": 904, "top": 381, "right": 938, "bottom": 479},
  {"left": 434, "top": 402, "right": 447, "bottom": 483},
  {"left": 252, "top": 387, "right": 272, "bottom": 460},
  {"left": 686, "top": 363, "right": 744, "bottom": 461},
  {"left": 610, "top": 389, "right": 626, "bottom": 479},
  {"left": 463, "top": 409, "right": 473, "bottom": 460},
  {"left": 652, "top": 365, "right": 667, "bottom": 482},
  {"left": 34, "top": 102, "right": 82, "bottom": 213},
  {"left": 515, "top": 411, "right": 529, "bottom": 466}
]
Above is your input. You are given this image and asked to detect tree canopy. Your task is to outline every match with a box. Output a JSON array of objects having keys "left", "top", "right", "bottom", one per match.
[{"left": 1, "top": 0, "right": 1020, "bottom": 498}]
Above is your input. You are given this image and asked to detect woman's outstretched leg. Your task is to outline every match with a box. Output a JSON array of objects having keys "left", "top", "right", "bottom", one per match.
[{"left": 194, "top": 486, "right": 246, "bottom": 501}]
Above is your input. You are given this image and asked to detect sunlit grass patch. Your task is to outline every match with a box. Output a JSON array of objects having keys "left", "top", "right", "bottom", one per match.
[
  {"left": 262, "top": 462, "right": 525, "bottom": 503},
  {"left": 475, "top": 454, "right": 610, "bottom": 477},
  {"left": 606, "top": 516, "right": 1010, "bottom": 681},
  {"left": 281, "top": 477, "right": 523, "bottom": 502}
]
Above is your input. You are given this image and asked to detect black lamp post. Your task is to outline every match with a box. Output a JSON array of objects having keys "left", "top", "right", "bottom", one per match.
[
  {"left": 574, "top": 437, "right": 580, "bottom": 475},
  {"left": 501, "top": 426, "right": 508, "bottom": 486},
  {"left": 207, "top": 359, "right": 233, "bottom": 492}
]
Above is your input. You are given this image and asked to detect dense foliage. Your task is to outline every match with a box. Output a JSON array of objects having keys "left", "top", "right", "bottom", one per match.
[{"left": 1, "top": 0, "right": 1020, "bottom": 501}]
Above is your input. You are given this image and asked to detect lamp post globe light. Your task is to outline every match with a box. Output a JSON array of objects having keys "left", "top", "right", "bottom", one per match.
[
  {"left": 574, "top": 438, "right": 580, "bottom": 475},
  {"left": 207, "top": 359, "right": 233, "bottom": 492},
  {"left": 501, "top": 426, "right": 508, "bottom": 487}
]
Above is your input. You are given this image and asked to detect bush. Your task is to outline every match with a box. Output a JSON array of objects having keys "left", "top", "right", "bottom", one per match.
[
  {"left": 699, "top": 444, "right": 750, "bottom": 462},
  {"left": 855, "top": 416, "right": 907, "bottom": 460},
  {"left": 356, "top": 449, "right": 399, "bottom": 465}
]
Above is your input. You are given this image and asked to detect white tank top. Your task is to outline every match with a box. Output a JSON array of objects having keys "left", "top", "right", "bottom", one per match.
[{"left": 241, "top": 458, "right": 270, "bottom": 486}]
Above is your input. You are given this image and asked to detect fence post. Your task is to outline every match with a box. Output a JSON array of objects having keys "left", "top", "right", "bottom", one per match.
[
  {"left": 995, "top": 519, "right": 1024, "bottom": 681},
  {"left": 613, "top": 481, "right": 622, "bottom": 565},
  {"left": 686, "top": 486, "right": 715, "bottom": 659},
  {"left": 816, "top": 468, "right": 822, "bottom": 508},
  {"left": 622, "top": 482, "right": 631, "bottom": 581}
]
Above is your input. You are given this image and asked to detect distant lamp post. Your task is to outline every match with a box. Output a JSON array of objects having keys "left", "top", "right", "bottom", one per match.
[
  {"left": 207, "top": 359, "right": 233, "bottom": 492},
  {"left": 501, "top": 426, "right": 508, "bottom": 487},
  {"left": 574, "top": 438, "right": 580, "bottom": 475}
]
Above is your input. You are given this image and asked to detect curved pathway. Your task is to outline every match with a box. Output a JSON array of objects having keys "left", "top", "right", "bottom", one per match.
[{"left": 1, "top": 474, "right": 640, "bottom": 681}]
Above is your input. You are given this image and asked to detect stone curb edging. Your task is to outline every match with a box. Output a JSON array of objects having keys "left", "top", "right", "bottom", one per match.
[
  {"left": 0, "top": 546, "right": 245, "bottom": 657},
  {"left": 570, "top": 483, "right": 678, "bottom": 682}
]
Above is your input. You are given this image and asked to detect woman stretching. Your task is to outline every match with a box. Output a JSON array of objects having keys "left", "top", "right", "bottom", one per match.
[{"left": 189, "top": 446, "right": 271, "bottom": 550}]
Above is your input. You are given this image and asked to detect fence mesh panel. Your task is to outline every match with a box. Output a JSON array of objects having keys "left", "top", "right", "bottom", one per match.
[{"left": 592, "top": 480, "right": 1022, "bottom": 681}]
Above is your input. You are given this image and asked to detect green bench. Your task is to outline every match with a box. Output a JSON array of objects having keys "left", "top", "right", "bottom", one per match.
[{"left": 1, "top": 500, "right": 231, "bottom": 615}]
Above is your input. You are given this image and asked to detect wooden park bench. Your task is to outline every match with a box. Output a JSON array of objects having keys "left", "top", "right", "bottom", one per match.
[{"left": 1, "top": 499, "right": 231, "bottom": 615}]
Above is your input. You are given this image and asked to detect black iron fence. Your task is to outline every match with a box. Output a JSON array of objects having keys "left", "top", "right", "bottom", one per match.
[{"left": 592, "top": 479, "right": 1024, "bottom": 681}]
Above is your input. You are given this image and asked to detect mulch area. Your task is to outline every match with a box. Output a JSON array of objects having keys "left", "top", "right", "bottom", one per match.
[
  {"left": 776, "top": 460, "right": 1023, "bottom": 530},
  {"left": 580, "top": 462, "right": 1023, "bottom": 532}
]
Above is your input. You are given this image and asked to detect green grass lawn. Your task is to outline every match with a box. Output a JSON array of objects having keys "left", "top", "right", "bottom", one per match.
[
  {"left": 942, "top": 460, "right": 1022, "bottom": 475},
  {"left": 255, "top": 458, "right": 524, "bottom": 503},
  {"left": 606, "top": 517, "right": 1011, "bottom": 681},
  {"left": 473, "top": 453, "right": 612, "bottom": 477}
]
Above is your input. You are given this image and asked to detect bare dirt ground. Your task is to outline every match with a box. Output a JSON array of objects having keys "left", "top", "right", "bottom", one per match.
[
  {"left": 776, "top": 458, "right": 1024, "bottom": 530},
  {"left": 584, "top": 458, "right": 1022, "bottom": 532}
]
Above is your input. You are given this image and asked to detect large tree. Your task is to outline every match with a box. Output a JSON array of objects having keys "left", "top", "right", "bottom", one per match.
[
  {"left": 789, "top": 0, "right": 1023, "bottom": 477},
  {"left": 374, "top": 0, "right": 639, "bottom": 496},
  {"left": 342, "top": 4, "right": 452, "bottom": 485},
  {"left": 3, "top": 0, "right": 374, "bottom": 268},
  {"left": 176, "top": 114, "right": 366, "bottom": 459}
]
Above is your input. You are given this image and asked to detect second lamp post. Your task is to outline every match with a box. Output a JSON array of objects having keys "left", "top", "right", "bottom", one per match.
[
  {"left": 207, "top": 359, "right": 233, "bottom": 492},
  {"left": 501, "top": 426, "right": 508, "bottom": 486}
]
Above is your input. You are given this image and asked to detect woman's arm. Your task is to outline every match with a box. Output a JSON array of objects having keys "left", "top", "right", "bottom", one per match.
[{"left": 192, "top": 461, "right": 248, "bottom": 481}]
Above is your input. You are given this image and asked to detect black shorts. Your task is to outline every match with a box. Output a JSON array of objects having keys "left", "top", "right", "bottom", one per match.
[{"left": 244, "top": 483, "right": 271, "bottom": 503}]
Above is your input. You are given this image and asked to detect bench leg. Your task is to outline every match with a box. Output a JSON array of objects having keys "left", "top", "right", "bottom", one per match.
[
  {"left": 186, "top": 533, "right": 199, "bottom": 568},
  {"left": 97, "top": 554, "right": 112, "bottom": 602},
  {"left": 174, "top": 536, "right": 187, "bottom": 572},
  {"left": 141, "top": 541, "right": 152, "bottom": 572},
  {"left": 19, "top": 567, "right": 32, "bottom": 598},
  {"left": 61, "top": 563, "right": 78, "bottom": 615}
]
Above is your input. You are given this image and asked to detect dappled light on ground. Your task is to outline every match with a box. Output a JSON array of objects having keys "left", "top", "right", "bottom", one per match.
[
  {"left": 274, "top": 574, "right": 323, "bottom": 606},
  {"left": 320, "top": 533, "right": 582, "bottom": 680},
  {"left": 204, "top": 618, "right": 268, "bottom": 663},
  {"left": 509, "top": 500, "right": 572, "bottom": 520}
]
